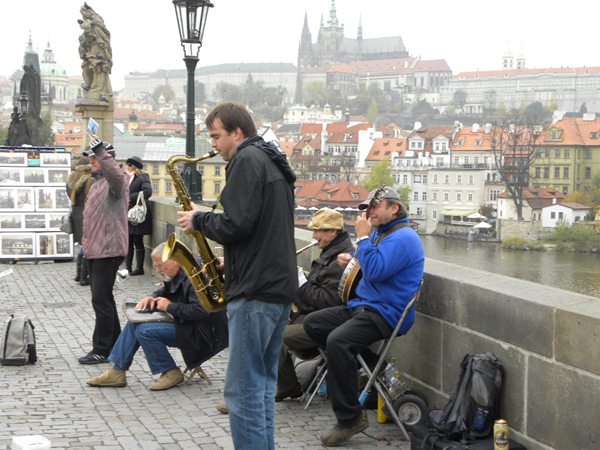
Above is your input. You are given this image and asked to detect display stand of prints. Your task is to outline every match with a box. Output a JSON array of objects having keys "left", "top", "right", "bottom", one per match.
[
  {"left": 0, "top": 147, "right": 73, "bottom": 261},
  {"left": 128, "top": 191, "right": 147, "bottom": 224}
]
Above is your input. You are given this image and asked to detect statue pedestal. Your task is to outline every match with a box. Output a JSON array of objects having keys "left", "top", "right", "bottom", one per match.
[{"left": 76, "top": 99, "right": 114, "bottom": 154}]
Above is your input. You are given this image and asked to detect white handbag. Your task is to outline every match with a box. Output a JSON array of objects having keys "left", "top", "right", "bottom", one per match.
[{"left": 128, "top": 191, "right": 147, "bottom": 225}]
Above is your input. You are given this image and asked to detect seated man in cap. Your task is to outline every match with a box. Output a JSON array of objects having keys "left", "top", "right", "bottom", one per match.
[
  {"left": 87, "top": 242, "right": 228, "bottom": 390},
  {"left": 277, "top": 207, "right": 355, "bottom": 402},
  {"left": 303, "top": 187, "right": 424, "bottom": 447},
  {"left": 215, "top": 207, "right": 354, "bottom": 413}
]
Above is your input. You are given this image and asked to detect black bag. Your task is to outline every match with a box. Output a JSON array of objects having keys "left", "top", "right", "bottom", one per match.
[
  {"left": 410, "top": 422, "right": 527, "bottom": 450},
  {"left": 430, "top": 353, "right": 504, "bottom": 441},
  {"left": 0, "top": 314, "right": 37, "bottom": 365}
]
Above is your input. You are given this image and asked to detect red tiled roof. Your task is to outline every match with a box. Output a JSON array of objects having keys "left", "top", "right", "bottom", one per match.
[
  {"left": 366, "top": 137, "right": 406, "bottom": 161},
  {"left": 294, "top": 180, "right": 370, "bottom": 207},
  {"left": 542, "top": 116, "right": 600, "bottom": 146}
]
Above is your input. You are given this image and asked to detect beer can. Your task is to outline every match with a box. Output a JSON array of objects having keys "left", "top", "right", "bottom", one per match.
[{"left": 493, "top": 419, "right": 509, "bottom": 450}]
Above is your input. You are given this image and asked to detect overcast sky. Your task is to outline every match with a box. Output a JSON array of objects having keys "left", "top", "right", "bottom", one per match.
[{"left": 1, "top": 0, "right": 599, "bottom": 91}]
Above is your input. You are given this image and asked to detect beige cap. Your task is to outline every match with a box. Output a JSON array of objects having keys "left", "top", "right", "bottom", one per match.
[{"left": 308, "top": 207, "right": 344, "bottom": 230}]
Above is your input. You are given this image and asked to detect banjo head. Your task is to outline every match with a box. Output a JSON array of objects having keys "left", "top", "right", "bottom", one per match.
[{"left": 338, "top": 257, "right": 362, "bottom": 303}]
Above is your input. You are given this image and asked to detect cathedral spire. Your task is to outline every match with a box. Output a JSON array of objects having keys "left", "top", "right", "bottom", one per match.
[
  {"left": 357, "top": 14, "right": 363, "bottom": 40},
  {"left": 327, "top": 0, "right": 339, "bottom": 27}
]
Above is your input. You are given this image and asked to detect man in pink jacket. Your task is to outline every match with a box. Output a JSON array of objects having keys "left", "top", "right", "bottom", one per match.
[{"left": 78, "top": 138, "right": 130, "bottom": 364}]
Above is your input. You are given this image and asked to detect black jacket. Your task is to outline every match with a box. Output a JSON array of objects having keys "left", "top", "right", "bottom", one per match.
[
  {"left": 293, "top": 231, "right": 355, "bottom": 322},
  {"left": 193, "top": 137, "right": 298, "bottom": 304},
  {"left": 153, "top": 269, "right": 228, "bottom": 368},
  {"left": 128, "top": 171, "right": 153, "bottom": 236}
]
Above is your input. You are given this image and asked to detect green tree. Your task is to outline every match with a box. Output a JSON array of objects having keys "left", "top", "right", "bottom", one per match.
[
  {"left": 213, "top": 82, "right": 243, "bottom": 103},
  {"left": 452, "top": 89, "right": 467, "bottom": 112},
  {"left": 41, "top": 113, "right": 54, "bottom": 146},
  {"left": 303, "top": 81, "right": 332, "bottom": 107},
  {"left": 194, "top": 80, "right": 206, "bottom": 104},
  {"left": 523, "top": 101, "right": 548, "bottom": 126},
  {"left": 366, "top": 99, "right": 379, "bottom": 123},
  {"left": 364, "top": 160, "right": 394, "bottom": 190},
  {"left": 411, "top": 99, "right": 435, "bottom": 118},
  {"left": 0, "top": 126, "right": 7, "bottom": 145},
  {"left": 399, "top": 185, "right": 410, "bottom": 209},
  {"left": 152, "top": 84, "right": 175, "bottom": 103}
]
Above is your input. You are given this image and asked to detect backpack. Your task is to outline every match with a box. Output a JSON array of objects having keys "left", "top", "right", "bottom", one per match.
[
  {"left": 1, "top": 314, "right": 37, "bottom": 366},
  {"left": 430, "top": 353, "right": 503, "bottom": 441}
]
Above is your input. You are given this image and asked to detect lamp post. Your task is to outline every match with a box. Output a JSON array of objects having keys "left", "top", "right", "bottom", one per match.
[
  {"left": 172, "top": 0, "right": 213, "bottom": 203},
  {"left": 18, "top": 91, "right": 29, "bottom": 119}
]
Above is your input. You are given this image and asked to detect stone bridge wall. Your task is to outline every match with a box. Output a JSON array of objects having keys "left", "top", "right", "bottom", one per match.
[{"left": 150, "top": 198, "right": 599, "bottom": 450}]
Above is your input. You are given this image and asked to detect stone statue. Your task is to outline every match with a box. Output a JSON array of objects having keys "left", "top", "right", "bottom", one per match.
[
  {"left": 19, "top": 65, "right": 41, "bottom": 119},
  {"left": 78, "top": 3, "right": 112, "bottom": 101},
  {"left": 5, "top": 106, "right": 31, "bottom": 146}
]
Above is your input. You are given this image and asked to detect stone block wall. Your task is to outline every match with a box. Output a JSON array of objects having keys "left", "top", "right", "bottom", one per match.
[{"left": 150, "top": 198, "right": 599, "bottom": 449}]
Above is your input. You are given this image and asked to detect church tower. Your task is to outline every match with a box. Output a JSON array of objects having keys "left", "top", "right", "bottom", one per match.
[
  {"left": 317, "top": 0, "right": 345, "bottom": 65},
  {"left": 298, "top": 12, "right": 314, "bottom": 68},
  {"left": 502, "top": 42, "right": 514, "bottom": 69}
]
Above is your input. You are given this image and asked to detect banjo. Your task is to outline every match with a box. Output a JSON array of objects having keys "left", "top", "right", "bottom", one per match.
[{"left": 337, "top": 187, "right": 387, "bottom": 302}]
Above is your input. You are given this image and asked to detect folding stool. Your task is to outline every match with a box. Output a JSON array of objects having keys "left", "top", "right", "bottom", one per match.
[{"left": 356, "top": 281, "right": 423, "bottom": 440}]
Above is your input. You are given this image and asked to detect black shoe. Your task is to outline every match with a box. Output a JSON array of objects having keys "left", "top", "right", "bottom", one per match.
[
  {"left": 78, "top": 352, "right": 109, "bottom": 365},
  {"left": 130, "top": 269, "right": 144, "bottom": 276},
  {"left": 80, "top": 278, "right": 90, "bottom": 286},
  {"left": 275, "top": 382, "right": 303, "bottom": 402},
  {"left": 74, "top": 275, "right": 81, "bottom": 282}
]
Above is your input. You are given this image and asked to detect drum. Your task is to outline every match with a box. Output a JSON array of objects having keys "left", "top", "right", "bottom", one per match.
[{"left": 338, "top": 257, "right": 362, "bottom": 302}]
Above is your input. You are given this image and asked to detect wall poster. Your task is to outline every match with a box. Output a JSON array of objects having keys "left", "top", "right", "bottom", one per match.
[{"left": 0, "top": 146, "right": 73, "bottom": 260}]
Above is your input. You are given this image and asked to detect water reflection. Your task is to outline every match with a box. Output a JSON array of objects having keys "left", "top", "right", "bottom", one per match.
[{"left": 421, "top": 235, "right": 600, "bottom": 298}]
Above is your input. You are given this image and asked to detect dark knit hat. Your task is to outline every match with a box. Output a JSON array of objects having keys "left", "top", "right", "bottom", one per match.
[{"left": 126, "top": 156, "right": 144, "bottom": 169}]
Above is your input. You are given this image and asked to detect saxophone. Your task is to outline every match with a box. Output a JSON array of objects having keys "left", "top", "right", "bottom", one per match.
[{"left": 162, "top": 151, "right": 226, "bottom": 312}]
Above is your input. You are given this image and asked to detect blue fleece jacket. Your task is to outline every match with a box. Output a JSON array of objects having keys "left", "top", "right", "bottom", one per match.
[{"left": 347, "top": 217, "right": 424, "bottom": 334}]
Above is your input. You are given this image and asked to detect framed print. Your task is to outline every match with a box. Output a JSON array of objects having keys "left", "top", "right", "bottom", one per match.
[
  {"left": 0, "top": 214, "right": 22, "bottom": 230},
  {"left": 0, "top": 152, "right": 27, "bottom": 166},
  {"left": 55, "top": 188, "right": 70, "bottom": 209},
  {"left": 39, "top": 153, "right": 70, "bottom": 167},
  {"left": 23, "top": 168, "right": 45, "bottom": 184},
  {"left": 46, "top": 213, "right": 64, "bottom": 230},
  {"left": 25, "top": 213, "right": 47, "bottom": 230},
  {"left": 36, "top": 187, "right": 57, "bottom": 210},
  {"left": 55, "top": 233, "right": 73, "bottom": 256},
  {"left": 0, "top": 233, "right": 34, "bottom": 257},
  {"left": 46, "top": 168, "right": 70, "bottom": 185},
  {"left": 37, "top": 232, "right": 73, "bottom": 257},
  {"left": 0, "top": 168, "right": 22, "bottom": 185},
  {"left": 15, "top": 188, "right": 35, "bottom": 211},
  {"left": 0, "top": 188, "right": 16, "bottom": 209}
]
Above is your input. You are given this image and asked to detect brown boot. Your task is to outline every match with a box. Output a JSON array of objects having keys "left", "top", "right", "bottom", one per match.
[
  {"left": 216, "top": 401, "right": 228, "bottom": 414},
  {"left": 87, "top": 368, "right": 127, "bottom": 387},
  {"left": 320, "top": 411, "right": 369, "bottom": 447},
  {"left": 149, "top": 368, "right": 184, "bottom": 391},
  {"left": 275, "top": 382, "right": 303, "bottom": 402}
]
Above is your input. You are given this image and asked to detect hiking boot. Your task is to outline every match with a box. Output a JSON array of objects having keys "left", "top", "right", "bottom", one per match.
[
  {"left": 149, "top": 368, "right": 184, "bottom": 391},
  {"left": 216, "top": 401, "right": 228, "bottom": 414},
  {"left": 87, "top": 368, "right": 127, "bottom": 387},
  {"left": 275, "top": 382, "right": 303, "bottom": 402},
  {"left": 320, "top": 411, "right": 369, "bottom": 447},
  {"left": 78, "top": 352, "right": 109, "bottom": 365}
]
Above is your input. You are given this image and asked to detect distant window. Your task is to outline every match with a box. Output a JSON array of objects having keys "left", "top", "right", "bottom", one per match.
[
  {"left": 544, "top": 167, "right": 550, "bottom": 178},
  {"left": 585, "top": 167, "right": 591, "bottom": 178},
  {"left": 444, "top": 192, "right": 449, "bottom": 201},
  {"left": 152, "top": 181, "right": 159, "bottom": 192},
  {"left": 422, "top": 192, "right": 427, "bottom": 201},
  {"left": 535, "top": 167, "right": 541, "bottom": 178},
  {"left": 555, "top": 149, "right": 561, "bottom": 158},
  {"left": 559, "top": 212, "right": 564, "bottom": 220},
  {"left": 214, "top": 182, "right": 221, "bottom": 194},
  {"left": 433, "top": 192, "right": 438, "bottom": 201},
  {"left": 414, "top": 174, "right": 422, "bottom": 183},
  {"left": 554, "top": 167, "right": 560, "bottom": 178},
  {"left": 468, "top": 175, "right": 474, "bottom": 184},
  {"left": 403, "top": 174, "right": 408, "bottom": 184},
  {"left": 166, "top": 181, "right": 173, "bottom": 193},
  {"left": 152, "top": 164, "right": 159, "bottom": 175},
  {"left": 215, "top": 166, "right": 221, "bottom": 176},
  {"left": 563, "top": 167, "right": 569, "bottom": 178},
  {"left": 432, "top": 210, "right": 437, "bottom": 219},
  {"left": 444, "top": 175, "right": 449, "bottom": 184},
  {"left": 468, "top": 193, "right": 473, "bottom": 201},
  {"left": 564, "top": 149, "right": 571, "bottom": 158},
  {"left": 413, "top": 191, "right": 419, "bottom": 201},
  {"left": 457, "top": 175, "right": 462, "bottom": 184},
  {"left": 433, "top": 174, "right": 438, "bottom": 183},
  {"left": 456, "top": 193, "right": 462, "bottom": 201}
]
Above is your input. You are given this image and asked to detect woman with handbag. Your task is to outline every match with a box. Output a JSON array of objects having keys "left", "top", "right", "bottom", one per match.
[
  {"left": 66, "top": 156, "right": 94, "bottom": 285},
  {"left": 125, "top": 156, "right": 153, "bottom": 276}
]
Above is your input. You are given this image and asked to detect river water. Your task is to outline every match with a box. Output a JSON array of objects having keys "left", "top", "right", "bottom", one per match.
[{"left": 421, "top": 235, "right": 600, "bottom": 298}]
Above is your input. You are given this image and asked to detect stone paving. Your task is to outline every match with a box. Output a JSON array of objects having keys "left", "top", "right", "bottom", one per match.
[{"left": 0, "top": 260, "right": 410, "bottom": 450}]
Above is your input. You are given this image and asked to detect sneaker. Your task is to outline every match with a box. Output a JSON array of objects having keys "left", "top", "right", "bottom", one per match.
[
  {"left": 78, "top": 352, "right": 109, "bottom": 365},
  {"left": 216, "top": 401, "right": 228, "bottom": 414},
  {"left": 320, "top": 411, "right": 369, "bottom": 447},
  {"left": 149, "top": 368, "right": 184, "bottom": 391},
  {"left": 87, "top": 368, "right": 127, "bottom": 387},
  {"left": 275, "top": 382, "right": 303, "bottom": 402}
]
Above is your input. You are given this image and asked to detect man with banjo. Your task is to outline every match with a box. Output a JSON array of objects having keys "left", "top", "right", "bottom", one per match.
[{"left": 303, "top": 186, "right": 424, "bottom": 447}]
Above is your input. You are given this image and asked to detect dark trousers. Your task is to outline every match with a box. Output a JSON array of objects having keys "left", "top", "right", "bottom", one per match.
[
  {"left": 303, "top": 306, "right": 390, "bottom": 425},
  {"left": 88, "top": 256, "right": 124, "bottom": 356},
  {"left": 278, "top": 322, "right": 320, "bottom": 392},
  {"left": 126, "top": 234, "right": 144, "bottom": 270}
]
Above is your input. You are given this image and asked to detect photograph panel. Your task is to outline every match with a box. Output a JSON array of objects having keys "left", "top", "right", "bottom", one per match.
[
  {"left": 0, "top": 213, "right": 23, "bottom": 230},
  {"left": 23, "top": 168, "right": 46, "bottom": 184},
  {"left": 0, "top": 233, "right": 35, "bottom": 257},
  {"left": 0, "top": 152, "right": 27, "bottom": 166},
  {"left": 39, "top": 153, "right": 70, "bottom": 167},
  {"left": 0, "top": 168, "right": 22, "bottom": 185}
]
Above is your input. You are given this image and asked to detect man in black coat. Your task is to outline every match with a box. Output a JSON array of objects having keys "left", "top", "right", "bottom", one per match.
[
  {"left": 86, "top": 242, "right": 228, "bottom": 390},
  {"left": 277, "top": 207, "right": 354, "bottom": 401}
]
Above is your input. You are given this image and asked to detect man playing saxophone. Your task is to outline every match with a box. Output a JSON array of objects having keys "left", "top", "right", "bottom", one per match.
[{"left": 177, "top": 103, "right": 297, "bottom": 450}]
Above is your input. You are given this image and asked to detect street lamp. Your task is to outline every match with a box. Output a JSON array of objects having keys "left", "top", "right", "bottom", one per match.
[
  {"left": 18, "top": 91, "right": 29, "bottom": 119},
  {"left": 172, "top": 0, "right": 214, "bottom": 202}
]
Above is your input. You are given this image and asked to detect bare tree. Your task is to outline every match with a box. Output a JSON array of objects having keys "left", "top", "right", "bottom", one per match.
[{"left": 490, "top": 122, "right": 541, "bottom": 219}]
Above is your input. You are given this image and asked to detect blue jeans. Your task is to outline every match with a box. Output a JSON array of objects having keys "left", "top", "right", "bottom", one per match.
[
  {"left": 224, "top": 298, "right": 292, "bottom": 450},
  {"left": 108, "top": 321, "right": 179, "bottom": 375}
]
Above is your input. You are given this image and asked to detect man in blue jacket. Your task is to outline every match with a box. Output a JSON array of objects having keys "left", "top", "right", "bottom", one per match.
[{"left": 304, "top": 186, "right": 424, "bottom": 447}]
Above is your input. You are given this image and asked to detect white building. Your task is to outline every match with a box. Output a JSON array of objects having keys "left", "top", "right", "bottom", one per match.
[{"left": 541, "top": 202, "right": 591, "bottom": 227}]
